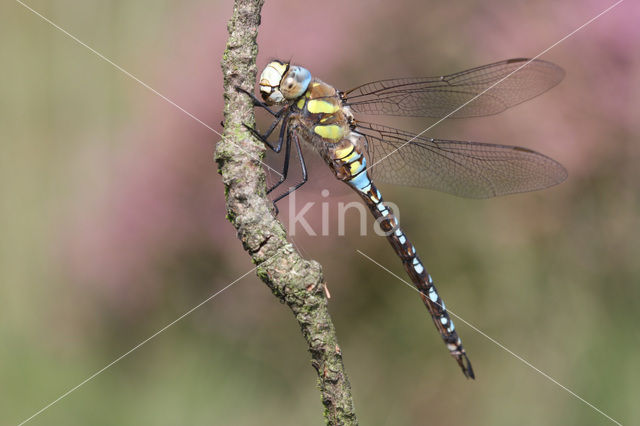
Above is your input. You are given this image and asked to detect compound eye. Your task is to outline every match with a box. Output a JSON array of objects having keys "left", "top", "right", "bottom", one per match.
[
  {"left": 285, "top": 79, "right": 295, "bottom": 91},
  {"left": 280, "top": 66, "right": 311, "bottom": 99},
  {"left": 283, "top": 76, "right": 298, "bottom": 92}
]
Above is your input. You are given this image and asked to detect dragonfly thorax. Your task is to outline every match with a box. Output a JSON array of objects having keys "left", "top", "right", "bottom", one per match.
[{"left": 259, "top": 61, "right": 311, "bottom": 105}]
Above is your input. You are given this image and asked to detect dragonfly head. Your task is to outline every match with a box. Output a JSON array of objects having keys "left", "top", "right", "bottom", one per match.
[{"left": 259, "top": 61, "right": 311, "bottom": 105}]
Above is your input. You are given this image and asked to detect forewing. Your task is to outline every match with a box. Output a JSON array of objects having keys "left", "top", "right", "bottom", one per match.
[
  {"left": 355, "top": 121, "right": 567, "bottom": 198},
  {"left": 343, "top": 59, "right": 564, "bottom": 118}
]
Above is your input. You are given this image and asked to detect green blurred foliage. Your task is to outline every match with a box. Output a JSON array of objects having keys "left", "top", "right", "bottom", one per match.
[{"left": 2, "top": 0, "right": 639, "bottom": 425}]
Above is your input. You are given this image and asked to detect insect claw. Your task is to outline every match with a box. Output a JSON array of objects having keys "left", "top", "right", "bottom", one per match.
[
  {"left": 235, "top": 85, "right": 265, "bottom": 107},
  {"left": 242, "top": 122, "right": 261, "bottom": 138}
]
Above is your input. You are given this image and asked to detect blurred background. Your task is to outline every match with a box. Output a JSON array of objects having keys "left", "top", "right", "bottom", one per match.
[{"left": 2, "top": 0, "right": 639, "bottom": 424}]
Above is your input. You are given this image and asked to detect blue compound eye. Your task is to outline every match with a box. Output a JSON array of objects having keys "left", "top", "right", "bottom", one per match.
[{"left": 280, "top": 66, "right": 311, "bottom": 99}]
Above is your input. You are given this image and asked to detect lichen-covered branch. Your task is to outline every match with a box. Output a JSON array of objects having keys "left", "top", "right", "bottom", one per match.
[{"left": 215, "top": 1, "right": 357, "bottom": 424}]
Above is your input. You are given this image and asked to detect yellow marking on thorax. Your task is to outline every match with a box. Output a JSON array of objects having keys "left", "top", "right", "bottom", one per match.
[
  {"left": 314, "top": 124, "right": 343, "bottom": 140},
  {"left": 307, "top": 99, "right": 339, "bottom": 114},
  {"left": 297, "top": 98, "right": 306, "bottom": 109}
]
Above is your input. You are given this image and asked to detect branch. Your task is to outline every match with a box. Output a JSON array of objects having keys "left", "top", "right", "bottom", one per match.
[{"left": 216, "top": 1, "right": 358, "bottom": 424}]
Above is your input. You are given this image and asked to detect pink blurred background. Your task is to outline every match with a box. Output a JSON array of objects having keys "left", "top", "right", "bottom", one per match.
[{"left": 3, "top": 0, "right": 639, "bottom": 424}]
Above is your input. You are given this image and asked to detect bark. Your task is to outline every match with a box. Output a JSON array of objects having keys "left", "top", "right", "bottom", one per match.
[{"left": 216, "top": 0, "right": 358, "bottom": 424}]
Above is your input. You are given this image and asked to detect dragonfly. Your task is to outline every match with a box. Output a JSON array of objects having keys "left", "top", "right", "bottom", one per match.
[{"left": 238, "top": 58, "right": 567, "bottom": 379}]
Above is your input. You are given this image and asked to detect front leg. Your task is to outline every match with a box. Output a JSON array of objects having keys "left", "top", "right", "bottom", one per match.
[
  {"left": 235, "top": 86, "right": 300, "bottom": 215},
  {"left": 235, "top": 86, "right": 280, "bottom": 117},
  {"left": 236, "top": 86, "right": 291, "bottom": 149},
  {"left": 244, "top": 106, "right": 291, "bottom": 150}
]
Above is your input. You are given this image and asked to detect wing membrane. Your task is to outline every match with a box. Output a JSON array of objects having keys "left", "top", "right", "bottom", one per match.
[
  {"left": 343, "top": 58, "right": 564, "bottom": 118},
  {"left": 355, "top": 121, "right": 567, "bottom": 198}
]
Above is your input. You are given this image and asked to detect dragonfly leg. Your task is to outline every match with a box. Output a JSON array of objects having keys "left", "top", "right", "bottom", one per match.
[
  {"left": 236, "top": 85, "right": 292, "bottom": 150},
  {"left": 235, "top": 86, "right": 280, "bottom": 117},
  {"left": 243, "top": 123, "right": 277, "bottom": 151},
  {"left": 267, "top": 120, "right": 292, "bottom": 194},
  {"left": 239, "top": 99, "right": 290, "bottom": 152},
  {"left": 243, "top": 107, "right": 291, "bottom": 152},
  {"left": 271, "top": 131, "right": 308, "bottom": 205},
  {"left": 234, "top": 86, "right": 307, "bottom": 214}
]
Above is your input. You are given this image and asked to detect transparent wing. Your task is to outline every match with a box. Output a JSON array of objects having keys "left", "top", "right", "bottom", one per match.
[
  {"left": 343, "top": 58, "right": 564, "bottom": 118},
  {"left": 355, "top": 121, "right": 567, "bottom": 198}
]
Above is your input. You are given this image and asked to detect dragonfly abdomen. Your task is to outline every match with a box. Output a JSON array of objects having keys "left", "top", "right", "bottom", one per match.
[
  {"left": 368, "top": 183, "right": 474, "bottom": 379},
  {"left": 331, "top": 143, "right": 474, "bottom": 378}
]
